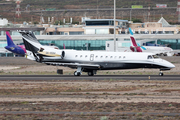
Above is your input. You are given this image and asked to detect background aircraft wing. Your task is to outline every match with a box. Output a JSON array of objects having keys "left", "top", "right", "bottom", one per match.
[
  {"left": 44, "top": 62, "right": 100, "bottom": 69},
  {"left": 169, "top": 50, "right": 180, "bottom": 56}
]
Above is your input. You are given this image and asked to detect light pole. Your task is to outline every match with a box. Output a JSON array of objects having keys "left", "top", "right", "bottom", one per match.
[
  {"left": 130, "top": 9, "right": 132, "bottom": 21},
  {"left": 114, "top": 0, "right": 116, "bottom": 52},
  {"left": 97, "top": 0, "right": 98, "bottom": 19}
]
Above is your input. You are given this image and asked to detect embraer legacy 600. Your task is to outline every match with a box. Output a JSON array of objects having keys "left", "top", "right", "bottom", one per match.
[{"left": 19, "top": 31, "right": 175, "bottom": 76}]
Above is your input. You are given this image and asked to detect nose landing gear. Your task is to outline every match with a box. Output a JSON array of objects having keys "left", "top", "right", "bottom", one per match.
[
  {"left": 159, "top": 70, "right": 164, "bottom": 76},
  {"left": 159, "top": 72, "right": 164, "bottom": 76}
]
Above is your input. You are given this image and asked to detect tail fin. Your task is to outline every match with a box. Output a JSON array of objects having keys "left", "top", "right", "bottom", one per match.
[
  {"left": 129, "top": 28, "right": 142, "bottom": 52},
  {"left": 6, "top": 31, "right": 15, "bottom": 46},
  {"left": 19, "top": 31, "right": 41, "bottom": 53},
  {"left": 19, "top": 31, "right": 42, "bottom": 61},
  {"left": 129, "top": 28, "right": 138, "bottom": 47}
]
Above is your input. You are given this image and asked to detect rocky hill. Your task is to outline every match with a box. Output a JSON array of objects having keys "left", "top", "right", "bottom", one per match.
[
  {"left": 0, "top": 0, "right": 178, "bottom": 24},
  {"left": 0, "top": 0, "right": 177, "bottom": 10}
]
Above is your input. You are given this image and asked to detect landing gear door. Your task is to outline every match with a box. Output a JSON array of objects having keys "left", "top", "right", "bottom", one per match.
[{"left": 90, "top": 54, "right": 94, "bottom": 61}]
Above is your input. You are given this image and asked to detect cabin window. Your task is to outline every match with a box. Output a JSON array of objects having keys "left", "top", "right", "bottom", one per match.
[
  {"left": 110, "top": 56, "right": 113, "bottom": 58},
  {"left": 75, "top": 55, "right": 78, "bottom": 57},
  {"left": 123, "top": 56, "right": 125, "bottom": 58},
  {"left": 96, "top": 56, "right": 98, "bottom": 58},
  {"left": 101, "top": 56, "right": 103, "bottom": 58},
  {"left": 80, "top": 55, "right": 82, "bottom": 57},
  {"left": 106, "top": 56, "right": 108, "bottom": 58},
  {"left": 147, "top": 55, "right": 152, "bottom": 59},
  {"left": 85, "top": 55, "right": 87, "bottom": 57},
  {"left": 119, "top": 56, "right": 121, "bottom": 58}
]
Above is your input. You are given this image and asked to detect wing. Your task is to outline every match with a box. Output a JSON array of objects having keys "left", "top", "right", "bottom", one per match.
[{"left": 45, "top": 62, "right": 100, "bottom": 69}]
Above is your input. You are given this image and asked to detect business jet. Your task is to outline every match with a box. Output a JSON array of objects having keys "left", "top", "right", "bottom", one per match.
[
  {"left": 19, "top": 31, "right": 175, "bottom": 76},
  {"left": 5, "top": 31, "right": 26, "bottom": 56},
  {"left": 129, "top": 28, "right": 174, "bottom": 56}
]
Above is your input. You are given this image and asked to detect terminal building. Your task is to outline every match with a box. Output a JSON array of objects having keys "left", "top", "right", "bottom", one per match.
[{"left": 0, "top": 18, "right": 180, "bottom": 57}]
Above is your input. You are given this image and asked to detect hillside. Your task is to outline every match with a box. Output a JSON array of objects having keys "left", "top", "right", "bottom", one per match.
[
  {"left": 0, "top": 0, "right": 178, "bottom": 24},
  {"left": 2, "top": 0, "right": 178, "bottom": 10}
]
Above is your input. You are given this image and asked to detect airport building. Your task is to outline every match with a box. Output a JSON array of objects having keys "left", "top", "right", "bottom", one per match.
[{"left": 0, "top": 18, "right": 180, "bottom": 57}]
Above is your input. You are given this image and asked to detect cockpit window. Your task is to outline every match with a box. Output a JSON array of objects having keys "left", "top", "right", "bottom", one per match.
[
  {"left": 152, "top": 55, "right": 159, "bottom": 59},
  {"left": 147, "top": 55, "right": 153, "bottom": 59}
]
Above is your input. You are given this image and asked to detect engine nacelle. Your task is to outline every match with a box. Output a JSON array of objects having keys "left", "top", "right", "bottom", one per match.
[{"left": 61, "top": 51, "right": 65, "bottom": 59}]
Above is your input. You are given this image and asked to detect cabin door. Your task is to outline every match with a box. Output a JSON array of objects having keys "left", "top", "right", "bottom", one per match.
[{"left": 90, "top": 54, "right": 94, "bottom": 61}]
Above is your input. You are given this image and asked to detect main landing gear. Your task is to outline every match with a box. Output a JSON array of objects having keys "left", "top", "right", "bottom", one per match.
[
  {"left": 88, "top": 71, "right": 94, "bottom": 76},
  {"left": 74, "top": 67, "right": 97, "bottom": 76},
  {"left": 87, "top": 70, "right": 97, "bottom": 76}
]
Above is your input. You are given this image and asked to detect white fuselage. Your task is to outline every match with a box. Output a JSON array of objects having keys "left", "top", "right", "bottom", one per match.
[
  {"left": 118, "top": 46, "right": 174, "bottom": 56},
  {"left": 38, "top": 49, "right": 175, "bottom": 70},
  {"left": 142, "top": 46, "right": 174, "bottom": 56}
]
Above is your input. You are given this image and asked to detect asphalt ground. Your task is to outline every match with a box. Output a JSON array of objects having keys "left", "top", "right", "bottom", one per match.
[
  {"left": 0, "top": 111, "right": 179, "bottom": 117},
  {"left": 0, "top": 75, "right": 179, "bottom": 80}
]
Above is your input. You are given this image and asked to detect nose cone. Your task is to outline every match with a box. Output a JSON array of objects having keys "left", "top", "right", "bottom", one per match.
[
  {"left": 164, "top": 60, "right": 175, "bottom": 69},
  {"left": 169, "top": 62, "right": 175, "bottom": 69}
]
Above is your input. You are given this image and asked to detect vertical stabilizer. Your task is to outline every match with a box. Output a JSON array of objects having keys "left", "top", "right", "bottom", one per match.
[
  {"left": 129, "top": 28, "right": 138, "bottom": 47},
  {"left": 19, "top": 31, "right": 41, "bottom": 53},
  {"left": 129, "top": 28, "right": 142, "bottom": 52},
  {"left": 6, "top": 31, "right": 15, "bottom": 46},
  {"left": 19, "top": 31, "right": 42, "bottom": 61}
]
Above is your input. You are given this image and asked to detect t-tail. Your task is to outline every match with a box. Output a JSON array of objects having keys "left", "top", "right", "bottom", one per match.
[
  {"left": 129, "top": 28, "right": 142, "bottom": 52},
  {"left": 19, "top": 31, "right": 42, "bottom": 61},
  {"left": 6, "top": 31, "right": 15, "bottom": 46}
]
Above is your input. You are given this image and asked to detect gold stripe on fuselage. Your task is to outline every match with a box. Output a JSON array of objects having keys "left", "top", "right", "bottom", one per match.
[{"left": 38, "top": 51, "right": 61, "bottom": 57}]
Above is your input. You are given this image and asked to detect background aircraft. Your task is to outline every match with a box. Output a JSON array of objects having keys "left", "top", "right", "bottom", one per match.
[
  {"left": 5, "top": 31, "right": 26, "bottom": 56},
  {"left": 129, "top": 28, "right": 174, "bottom": 56},
  {"left": 4, "top": 31, "right": 60, "bottom": 57},
  {"left": 19, "top": 31, "right": 175, "bottom": 76}
]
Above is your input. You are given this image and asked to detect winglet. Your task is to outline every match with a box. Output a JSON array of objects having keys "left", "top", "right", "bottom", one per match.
[
  {"left": 129, "top": 28, "right": 134, "bottom": 35},
  {"left": 6, "top": 31, "right": 15, "bottom": 46}
]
